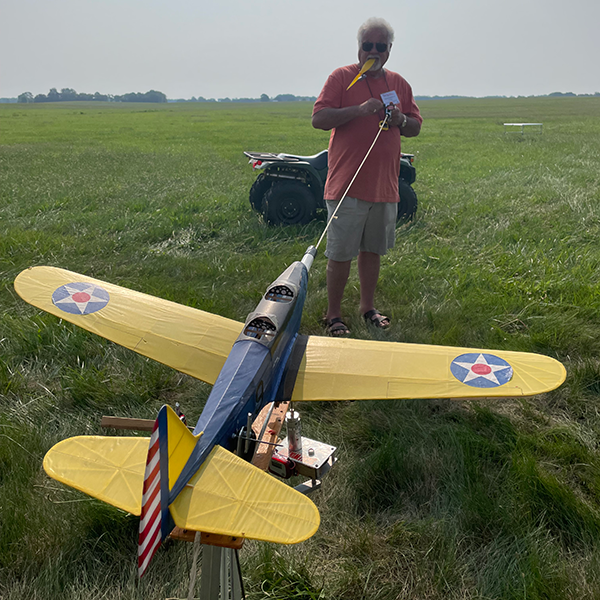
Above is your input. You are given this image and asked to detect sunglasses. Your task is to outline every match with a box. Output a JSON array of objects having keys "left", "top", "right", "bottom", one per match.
[{"left": 361, "top": 42, "right": 388, "bottom": 53}]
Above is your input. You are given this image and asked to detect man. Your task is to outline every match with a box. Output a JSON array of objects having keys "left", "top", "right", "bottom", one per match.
[{"left": 312, "top": 17, "right": 422, "bottom": 336}]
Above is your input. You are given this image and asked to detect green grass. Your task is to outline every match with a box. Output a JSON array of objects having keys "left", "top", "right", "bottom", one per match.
[{"left": 2, "top": 97, "right": 600, "bottom": 598}]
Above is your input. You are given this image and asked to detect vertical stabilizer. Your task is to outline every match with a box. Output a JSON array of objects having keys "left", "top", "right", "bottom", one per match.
[{"left": 138, "top": 405, "right": 200, "bottom": 577}]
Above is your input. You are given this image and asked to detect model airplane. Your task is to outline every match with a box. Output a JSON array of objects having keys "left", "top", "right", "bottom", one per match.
[{"left": 14, "top": 245, "right": 566, "bottom": 576}]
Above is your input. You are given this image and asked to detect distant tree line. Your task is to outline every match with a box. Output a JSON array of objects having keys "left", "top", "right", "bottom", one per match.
[
  {"left": 10, "top": 89, "right": 599, "bottom": 105},
  {"left": 547, "top": 91, "right": 600, "bottom": 97},
  {"left": 17, "top": 88, "right": 167, "bottom": 103},
  {"left": 170, "top": 93, "right": 317, "bottom": 103},
  {"left": 14, "top": 89, "right": 315, "bottom": 104},
  {"left": 115, "top": 90, "right": 167, "bottom": 103},
  {"left": 414, "top": 91, "right": 600, "bottom": 101}
]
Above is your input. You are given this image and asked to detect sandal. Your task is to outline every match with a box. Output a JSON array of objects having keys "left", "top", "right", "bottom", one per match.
[
  {"left": 363, "top": 309, "right": 390, "bottom": 329},
  {"left": 325, "top": 317, "right": 350, "bottom": 337}
]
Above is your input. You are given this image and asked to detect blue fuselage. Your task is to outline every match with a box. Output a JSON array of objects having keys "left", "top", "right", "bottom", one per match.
[{"left": 169, "top": 256, "right": 311, "bottom": 501}]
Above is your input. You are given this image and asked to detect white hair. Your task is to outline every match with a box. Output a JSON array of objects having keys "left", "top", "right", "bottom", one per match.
[{"left": 357, "top": 17, "right": 395, "bottom": 44}]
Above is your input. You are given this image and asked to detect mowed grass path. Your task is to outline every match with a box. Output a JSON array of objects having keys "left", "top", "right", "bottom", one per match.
[{"left": 2, "top": 97, "right": 600, "bottom": 599}]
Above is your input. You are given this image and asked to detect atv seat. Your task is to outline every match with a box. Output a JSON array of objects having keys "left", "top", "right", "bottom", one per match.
[{"left": 280, "top": 150, "right": 328, "bottom": 171}]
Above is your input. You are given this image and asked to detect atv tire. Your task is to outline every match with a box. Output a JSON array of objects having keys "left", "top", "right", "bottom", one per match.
[
  {"left": 263, "top": 181, "right": 317, "bottom": 225},
  {"left": 397, "top": 178, "right": 418, "bottom": 222},
  {"left": 249, "top": 173, "right": 272, "bottom": 212}
]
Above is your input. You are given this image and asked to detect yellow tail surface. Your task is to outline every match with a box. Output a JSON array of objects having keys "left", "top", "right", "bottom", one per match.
[
  {"left": 170, "top": 445, "right": 319, "bottom": 544},
  {"left": 43, "top": 406, "right": 320, "bottom": 545},
  {"left": 43, "top": 435, "right": 150, "bottom": 515}
]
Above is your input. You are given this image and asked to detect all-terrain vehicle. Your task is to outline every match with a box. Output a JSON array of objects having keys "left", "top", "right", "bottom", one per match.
[{"left": 244, "top": 149, "right": 418, "bottom": 226}]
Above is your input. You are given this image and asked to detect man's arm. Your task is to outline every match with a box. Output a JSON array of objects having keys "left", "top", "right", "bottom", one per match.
[
  {"left": 312, "top": 98, "right": 384, "bottom": 131},
  {"left": 388, "top": 107, "right": 421, "bottom": 137},
  {"left": 400, "top": 117, "right": 421, "bottom": 137}
]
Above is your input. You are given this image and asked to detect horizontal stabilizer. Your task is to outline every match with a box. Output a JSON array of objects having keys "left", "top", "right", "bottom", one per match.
[
  {"left": 15, "top": 266, "right": 243, "bottom": 385},
  {"left": 292, "top": 336, "right": 566, "bottom": 401},
  {"left": 43, "top": 434, "right": 320, "bottom": 545},
  {"left": 170, "top": 445, "right": 320, "bottom": 544},
  {"left": 43, "top": 436, "right": 149, "bottom": 515}
]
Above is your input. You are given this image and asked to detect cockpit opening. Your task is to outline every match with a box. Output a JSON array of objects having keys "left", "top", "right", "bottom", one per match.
[
  {"left": 244, "top": 317, "right": 277, "bottom": 341},
  {"left": 265, "top": 285, "right": 294, "bottom": 303}
]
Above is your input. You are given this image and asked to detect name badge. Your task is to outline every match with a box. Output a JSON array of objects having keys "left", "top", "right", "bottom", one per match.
[{"left": 380, "top": 90, "right": 399, "bottom": 106}]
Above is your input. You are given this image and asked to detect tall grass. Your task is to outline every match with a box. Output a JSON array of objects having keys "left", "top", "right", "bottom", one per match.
[{"left": 2, "top": 97, "right": 600, "bottom": 598}]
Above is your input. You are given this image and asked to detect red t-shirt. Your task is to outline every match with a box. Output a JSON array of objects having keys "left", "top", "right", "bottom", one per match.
[{"left": 313, "top": 64, "right": 422, "bottom": 202}]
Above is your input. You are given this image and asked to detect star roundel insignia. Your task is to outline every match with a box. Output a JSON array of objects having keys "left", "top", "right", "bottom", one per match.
[
  {"left": 52, "top": 282, "right": 110, "bottom": 315},
  {"left": 450, "top": 353, "right": 513, "bottom": 388}
]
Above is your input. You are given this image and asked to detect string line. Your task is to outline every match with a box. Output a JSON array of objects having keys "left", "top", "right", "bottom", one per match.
[{"left": 315, "top": 113, "right": 390, "bottom": 251}]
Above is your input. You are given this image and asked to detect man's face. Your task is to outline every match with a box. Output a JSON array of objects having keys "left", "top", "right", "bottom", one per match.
[{"left": 358, "top": 27, "right": 391, "bottom": 74}]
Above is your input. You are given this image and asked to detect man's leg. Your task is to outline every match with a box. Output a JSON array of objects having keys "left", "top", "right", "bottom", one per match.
[
  {"left": 357, "top": 251, "right": 380, "bottom": 316},
  {"left": 358, "top": 201, "right": 395, "bottom": 327},
  {"left": 358, "top": 251, "right": 390, "bottom": 327},
  {"left": 326, "top": 258, "right": 352, "bottom": 322}
]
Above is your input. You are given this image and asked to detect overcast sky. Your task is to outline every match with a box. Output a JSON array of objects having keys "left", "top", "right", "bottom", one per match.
[{"left": 1, "top": 0, "right": 598, "bottom": 100}]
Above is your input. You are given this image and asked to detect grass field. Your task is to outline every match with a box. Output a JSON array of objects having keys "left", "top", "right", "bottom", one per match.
[{"left": 2, "top": 96, "right": 600, "bottom": 599}]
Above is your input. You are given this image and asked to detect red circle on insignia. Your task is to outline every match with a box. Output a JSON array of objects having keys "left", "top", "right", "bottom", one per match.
[
  {"left": 471, "top": 364, "right": 492, "bottom": 375},
  {"left": 72, "top": 292, "right": 91, "bottom": 303}
]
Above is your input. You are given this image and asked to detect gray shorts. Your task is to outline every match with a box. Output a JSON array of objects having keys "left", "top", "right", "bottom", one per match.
[{"left": 324, "top": 197, "right": 398, "bottom": 262}]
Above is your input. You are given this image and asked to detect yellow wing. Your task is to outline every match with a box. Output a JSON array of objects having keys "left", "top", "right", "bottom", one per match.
[
  {"left": 14, "top": 266, "right": 243, "bottom": 385},
  {"left": 291, "top": 336, "right": 566, "bottom": 401},
  {"left": 43, "top": 436, "right": 319, "bottom": 544},
  {"left": 15, "top": 266, "right": 565, "bottom": 402}
]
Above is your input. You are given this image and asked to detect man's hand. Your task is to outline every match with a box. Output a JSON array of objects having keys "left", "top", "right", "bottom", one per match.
[
  {"left": 388, "top": 106, "right": 403, "bottom": 127},
  {"left": 358, "top": 97, "right": 384, "bottom": 117},
  {"left": 387, "top": 105, "right": 421, "bottom": 137}
]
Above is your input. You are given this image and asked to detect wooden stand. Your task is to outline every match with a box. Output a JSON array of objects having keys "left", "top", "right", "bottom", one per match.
[{"left": 251, "top": 400, "right": 289, "bottom": 470}]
